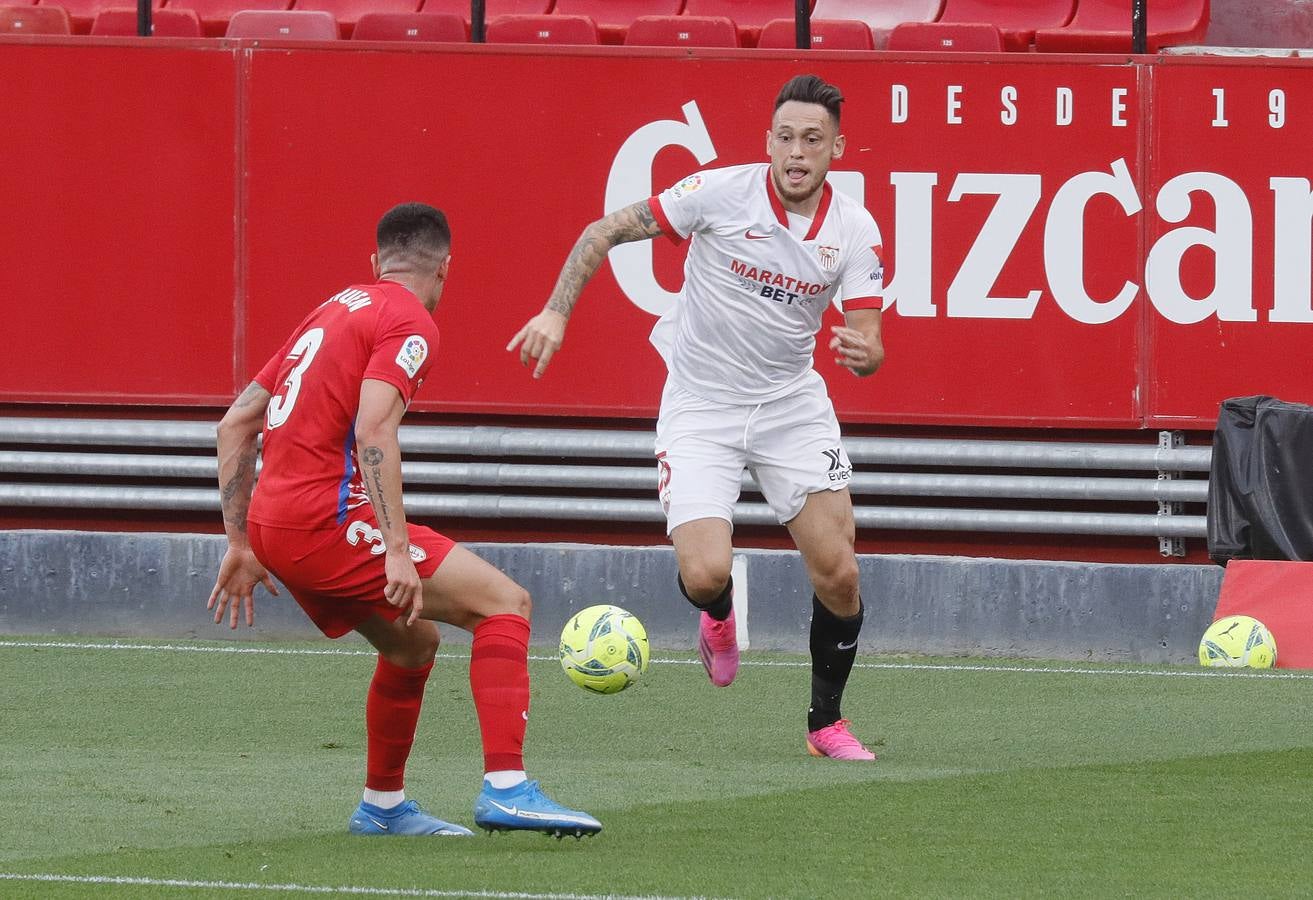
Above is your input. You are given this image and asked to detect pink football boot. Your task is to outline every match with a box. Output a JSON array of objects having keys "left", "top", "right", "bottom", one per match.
[
  {"left": 806, "top": 719, "right": 877, "bottom": 761},
  {"left": 697, "top": 609, "right": 739, "bottom": 687}
]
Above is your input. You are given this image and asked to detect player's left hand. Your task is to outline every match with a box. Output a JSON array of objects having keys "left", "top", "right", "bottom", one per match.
[
  {"left": 208, "top": 546, "right": 279, "bottom": 629},
  {"left": 507, "top": 309, "right": 567, "bottom": 379},
  {"left": 383, "top": 550, "right": 424, "bottom": 626},
  {"left": 829, "top": 326, "right": 880, "bottom": 377}
]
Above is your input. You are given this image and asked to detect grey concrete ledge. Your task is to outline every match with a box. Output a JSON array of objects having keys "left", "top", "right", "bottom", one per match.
[{"left": 0, "top": 530, "right": 1223, "bottom": 664}]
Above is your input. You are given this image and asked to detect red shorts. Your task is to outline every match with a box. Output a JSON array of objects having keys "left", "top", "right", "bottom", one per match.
[{"left": 248, "top": 510, "right": 456, "bottom": 639}]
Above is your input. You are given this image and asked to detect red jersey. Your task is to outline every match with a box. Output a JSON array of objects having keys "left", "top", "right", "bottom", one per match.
[{"left": 248, "top": 280, "right": 439, "bottom": 531}]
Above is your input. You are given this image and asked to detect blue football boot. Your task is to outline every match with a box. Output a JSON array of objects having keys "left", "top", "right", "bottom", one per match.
[
  {"left": 473, "top": 780, "right": 602, "bottom": 839},
  {"left": 348, "top": 799, "right": 474, "bottom": 836}
]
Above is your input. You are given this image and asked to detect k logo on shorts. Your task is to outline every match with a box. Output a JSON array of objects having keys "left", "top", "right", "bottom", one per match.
[{"left": 823, "top": 447, "right": 852, "bottom": 483}]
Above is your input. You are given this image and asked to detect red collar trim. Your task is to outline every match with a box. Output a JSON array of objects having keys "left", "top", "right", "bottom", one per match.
[
  {"left": 765, "top": 166, "right": 789, "bottom": 228},
  {"left": 803, "top": 182, "right": 833, "bottom": 242},
  {"left": 764, "top": 167, "right": 833, "bottom": 241}
]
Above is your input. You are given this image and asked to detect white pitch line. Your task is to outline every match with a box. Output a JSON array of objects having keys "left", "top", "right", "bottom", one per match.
[
  {"left": 0, "top": 873, "right": 711, "bottom": 900},
  {"left": 849, "top": 660, "right": 1313, "bottom": 680},
  {"left": 2, "top": 637, "right": 1311, "bottom": 680},
  {"left": 0, "top": 639, "right": 377, "bottom": 657}
]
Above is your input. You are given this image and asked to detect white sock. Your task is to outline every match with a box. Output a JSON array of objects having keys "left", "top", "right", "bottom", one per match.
[
  {"left": 363, "top": 788, "right": 405, "bottom": 810},
  {"left": 484, "top": 770, "right": 527, "bottom": 790}
]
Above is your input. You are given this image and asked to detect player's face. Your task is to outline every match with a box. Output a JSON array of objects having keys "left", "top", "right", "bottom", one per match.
[{"left": 766, "top": 101, "right": 845, "bottom": 210}]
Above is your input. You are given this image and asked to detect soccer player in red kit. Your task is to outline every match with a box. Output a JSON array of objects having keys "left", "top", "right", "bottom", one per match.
[{"left": 209, "top": 202, "right": 601, "bottom": 838}]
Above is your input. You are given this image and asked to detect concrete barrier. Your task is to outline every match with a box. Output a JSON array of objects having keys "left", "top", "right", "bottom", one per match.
[{"left": 0, "top": 530, "right": 1223, "bottom": 663}]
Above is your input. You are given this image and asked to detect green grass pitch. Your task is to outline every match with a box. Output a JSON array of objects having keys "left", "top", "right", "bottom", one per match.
[{"left": 2, "top": 637, "right": 1312, "bottom": 899}]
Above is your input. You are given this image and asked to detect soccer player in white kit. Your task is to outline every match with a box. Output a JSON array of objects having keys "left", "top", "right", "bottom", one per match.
[{"left": 509, "top": 75, "right": 884, "bottom": 760}]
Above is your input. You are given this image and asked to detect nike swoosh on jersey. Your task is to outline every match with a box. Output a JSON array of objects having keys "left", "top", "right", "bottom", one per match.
[{"left": 744, "top": 229, "right": 771, "bottom": 240}]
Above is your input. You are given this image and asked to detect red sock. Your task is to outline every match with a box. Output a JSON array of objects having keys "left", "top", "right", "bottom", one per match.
[
  {"left": 470, "top": 613, "right": 531, "bottom": 772},
  {"left": 364, "top": 655, "right": 433, "bottom": 792}
]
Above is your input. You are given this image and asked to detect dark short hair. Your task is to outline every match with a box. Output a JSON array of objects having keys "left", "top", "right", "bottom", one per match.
[
  {"left": 774, "top": 74, "right": 844, "bottom": 126},
  {"left": 376, "top": 202, "right": 450, "bottom": 259}
]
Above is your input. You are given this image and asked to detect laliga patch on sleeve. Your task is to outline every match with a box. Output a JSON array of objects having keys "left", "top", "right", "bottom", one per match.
[
  {"left": 669, "top": 174, "right": 704, "bottom": 200},
  {"left": 395, "top": 335, "right": 428, "bottom": 378}
]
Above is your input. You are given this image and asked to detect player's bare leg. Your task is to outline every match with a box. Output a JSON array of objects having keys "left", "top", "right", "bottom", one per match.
[
  {"left": 408, "top": 544, "right": 600, "bottom": 837},
  {"left": 357, "top": 613, "right": 440, "bottom": 667},
  {"left": 787, "top": 488, "right": 875, "bottom": 760},
  {"left": 788, "top": 488, "right": 861, "bottom": 616},
  {"left": 414, "top": 544, "right": 532, "bottom": 630},
  {"left": 672, "top": 517, "right": 734, "bottom": 601},
  {"left": 672, "top": 517, "right": 739, "bottom": 686}
]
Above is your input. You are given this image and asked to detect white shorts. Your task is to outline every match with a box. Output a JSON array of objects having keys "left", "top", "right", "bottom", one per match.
[{"left": 654, "top": 375, "right": 853, "bottom": 533}]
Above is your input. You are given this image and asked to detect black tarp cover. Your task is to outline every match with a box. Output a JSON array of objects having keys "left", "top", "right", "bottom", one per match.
[{"left": 1208, "top": 396, "right": 1313, "bottom": 565}]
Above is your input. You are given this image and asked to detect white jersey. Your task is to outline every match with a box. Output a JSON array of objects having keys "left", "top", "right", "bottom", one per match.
[{"left": 648, "top": 163, "right": 883, "bottom": 405}]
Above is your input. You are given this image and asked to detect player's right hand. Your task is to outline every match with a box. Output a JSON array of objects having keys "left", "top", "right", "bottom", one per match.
[
  {"left": 208, "top": 546, "right": 279, "bottom": 629},
  {"left": 507, "top": 309, "right": 567, "bottom": 379},
  {"left": 383, "top": 549, "right": 424, "bottom": 626}
]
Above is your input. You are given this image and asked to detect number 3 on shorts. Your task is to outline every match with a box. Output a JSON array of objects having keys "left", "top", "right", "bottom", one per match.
[
  {"left": 346, "top": 520, "right": 430, "bottom": 563},
  {"left": 266, "top": 327, "right": 325, "bottom": 429},
  {"left": 346, "top": 520, "right": 387, "bottom": 555}
]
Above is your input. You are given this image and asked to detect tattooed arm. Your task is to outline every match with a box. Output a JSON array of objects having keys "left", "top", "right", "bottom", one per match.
[
  {"left": 355, "top": 378, "right": 423, "bottom": 625},
  {"left": 209, "top": 381, "right": 280, "bottom": 628},
  {"left": 216, "top": 381, "right": 269, "bottom": 541},
  {"left": 507, "top": 200, "right": 666, "bottom": 378}
]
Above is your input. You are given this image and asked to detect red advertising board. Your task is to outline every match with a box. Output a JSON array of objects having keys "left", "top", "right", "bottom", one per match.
[
  {"left": 1, "top": 41, "right": 1311, "bottom": 430},
  {"left": 1145, "top": 57, "right": 1313, "bottom": 426},
  {"left": 831, "top": 57, "right": 1143, "bottom": 427},
  {"left": 242, "top": 47, "right": 1144, "bottom": 426},
  {"left": 0, "top": 41, "right": 239, "bottom": 404}
]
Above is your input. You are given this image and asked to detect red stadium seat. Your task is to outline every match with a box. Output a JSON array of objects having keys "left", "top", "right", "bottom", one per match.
[
  {"left": 757, "top": 17, "right": 874, "bottom": 49},
  {"left": 485, "top": 12, "right": 597, "bottom": 42},
  {"left": 225, "top": 7, "right": 337, "bottom": 37},
  {"left": 887, "top": 20, "right": 1003, "bottom": 50},
  {"left": 937, "top": 0, "right": 1074, "bottom": 50},
  {"left": 294, "top": 0, "right": 417, "bottom": 37},
  {"left": 552, "top": 0, "right": 681, "bottom": 44},
  {"left": 420, "top": 0, "right": 551, "bottom": 26},
  {"left": 0, "top": 3, "right": 71, "bottom": 32},
  {"left": 37, "top": 0, "right": 158, "bottom": 33},
  {"left": 167, "top": 0, "right": 289, "bottom": 37},
  {"left": 1034, "top": 0, "right": 1209, "bottom": 52},
  {"left": 809, "top": 0, "right": 940, "bottom": 49},
  {"left": 625, "top": 14, "right": 737, "bottom": 46},
  {"left": 352, "top": 10, "right": 465, "bottom": 39},
  {"left": 91, "top": 6, "right": 201, "bottom": 33},
  {"left": 682, "top": 0, "right": 790, "bottom": 46}
]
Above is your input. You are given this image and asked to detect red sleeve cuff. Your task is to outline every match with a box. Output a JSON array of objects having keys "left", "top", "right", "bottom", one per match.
[
  {"left": 648, "top": 195, "right": 685, "bottom": 245},
  {"left": 842, "top": 295, "right": 884, "bottom": 312}
]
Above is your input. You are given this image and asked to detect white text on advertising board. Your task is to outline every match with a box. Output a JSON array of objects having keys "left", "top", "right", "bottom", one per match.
[{"left": 605, "top": 101, "right": 1313, "bottom": 327}]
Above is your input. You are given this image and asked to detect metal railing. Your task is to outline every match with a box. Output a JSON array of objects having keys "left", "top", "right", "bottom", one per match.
[{"left": 0, "top": 417, "right": 1210, "bottom": 552}]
